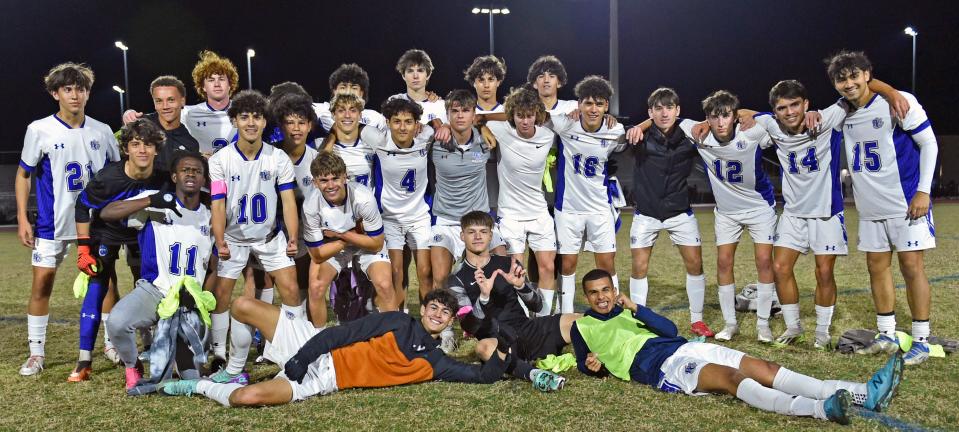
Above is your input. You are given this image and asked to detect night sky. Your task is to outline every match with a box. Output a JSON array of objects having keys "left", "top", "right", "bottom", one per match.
[{"left": 2, "top": 0, "right": 956, "bottom": 155}]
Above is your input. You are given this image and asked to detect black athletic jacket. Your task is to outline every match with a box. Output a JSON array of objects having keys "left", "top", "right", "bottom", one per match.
[
  {"left": 447, "top": 255, "right": 543, "bottom": 336},
  {"left": 143, "top": 112, "right": 200, "bottom": 173},
  {"left": 632, "top": 122, "right": 700, "bottom": 221}
]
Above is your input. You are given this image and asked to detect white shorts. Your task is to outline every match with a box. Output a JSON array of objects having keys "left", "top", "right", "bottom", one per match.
[
  {"left": 657, "top": 342, "right": 746, "bottom": 395},
  {"left": 429, "top": 223, "right": 506, "bottom": 257},
  {"left": 498, "top": 214, "right": 557, "bottom": 254},
  {"left": 265, "top": 308, "right": 338, "bottom": 401},
  {"left": 31, "top": 238, "right": 71, "bottom": 268},
  {"left": 629, "top": 211, "right": 702, "bottom": 249},
  {"left": 775, "top": 213, "right": 848, "bottom": 255},
  {"left": 555, "top": 210, "right": 617, "bottom": 254},
  {"left": 217, "top": 233, "right": 296, "bottom": 279},
  {"left": 322, "top": 246, "right": 390, "bottom": 276},
  {"left": 857, "top": 214, "right": 936, "bottom": 253},
  {"left": 714, "top": 206, "right": 778, "bottom": 246},
  {"left": 384, "top": 218, "right": 432, "bottom": 250}
]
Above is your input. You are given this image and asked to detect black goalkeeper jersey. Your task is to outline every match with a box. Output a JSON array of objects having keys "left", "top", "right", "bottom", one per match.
[{"left": 75, "top": 161, "right": 171, "bottom": 245}]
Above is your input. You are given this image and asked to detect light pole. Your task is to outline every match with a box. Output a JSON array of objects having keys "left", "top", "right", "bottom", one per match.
[
  {"left": 246, "top": 49, "right": 255, "bottom": 90},
  {"left": 904, "top": 27, "right": 917, "bottom": 94},
  {"left": 471, "top": 7, "right": 509, "bottom": 55},
  {"left": 114, "top": 41, "right": 130, "bottom": 109},
  {"left": 112, "top": 85, "right": 125, "bottom": 119}
]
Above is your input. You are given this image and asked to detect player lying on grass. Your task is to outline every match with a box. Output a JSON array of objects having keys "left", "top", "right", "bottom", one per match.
[
  {"left": 572, "top": 269, "right": 904, "bottom": 425},
  {"left": 159, "top": 289, "right": 564, "bottom": 406}
]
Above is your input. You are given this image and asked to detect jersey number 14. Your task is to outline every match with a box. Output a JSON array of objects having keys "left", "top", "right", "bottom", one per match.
[{"left": 786, "top": 148, "right": 820, "bottom": 174}]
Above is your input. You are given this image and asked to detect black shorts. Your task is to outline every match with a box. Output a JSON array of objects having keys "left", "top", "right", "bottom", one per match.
[{"left": 512, "top": 314, "right": 567, "bottom": 362}]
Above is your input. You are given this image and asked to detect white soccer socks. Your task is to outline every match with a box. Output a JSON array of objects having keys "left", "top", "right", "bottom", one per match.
[
  {"left": 629, "top": 277, "right": 648, "bottom": 306},
  {"left": 197, "top": 380, "right": 243, "bottom": 407},
  {"left": 736, "top": 378, "right": 824, "bottom": 419},
  {"left": 27, "top": 314, "right": 49, "bottom": 356},
  {"left": 773, "top": 367, "right": 868, "bottom": 406},
  {"left": 537, "top": 289, "right": 555, "bottom": 316},
  {"left": 686, "top": 273, "right": 706, "bottom": 323},
  {"left": 718, "top": 284, "right": 737, "bottom": 326},
  {"left": 815, "top": 304, "right": 835, "bottom": 338},
  {"left": 210, "top": 311, "right": 230, "bottom": 360},
  {"left": 781, "top": 303, "right": 801, "bottom": 331},
  {"left": 756, "top": 282, "right": 776, "bottom": 326},
  {"left": 560, "top": 274, "right": 576, "bottom": 314},
  {"left": 226, "top": 317, "right": 252, "bottom": 375}
]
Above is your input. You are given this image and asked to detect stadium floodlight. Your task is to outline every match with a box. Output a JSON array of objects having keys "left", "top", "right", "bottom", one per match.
[
  {"left": 246, "top": 49, "right": 256, "bottom": 90},
  {"left": 904, "top": 27, "right": 917, "bottom": 93},
  {"left": 112, "top": 85, "right": 125, "bottom": 119},
  {"left": 471, "top": 6, "right": 510, "bottom": 55},
  {"left": 114, "top": 41, "right": 130, "bottom": 109}
]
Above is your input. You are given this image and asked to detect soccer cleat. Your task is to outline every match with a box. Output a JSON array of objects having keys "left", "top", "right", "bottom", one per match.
[
  {"left": 823, "top": 389, "right": 852, "bottom": 425},
  {"left": 757, "top": 324, "right": 774, "bottom": 343},
  {"left": 160, "top": 379, "right": 199, "bottom": 396},
  {"left": 773, "top": 328, "right": 805, "bottom": 348},
  {"left": 814, "top": 332, "right": 833, "bottom": 351},
  {"left": 855, "top": 333, "right": 900, "bottom": 355},
  {"left": 864, "top": 352, "right": 903, "bottom": 412},
  {"left": 19, "top": 355, "right": 45, "bottom": 376},
  {"left": 690, "top": 321, "right": 715, "bottom": 338},
  {"left": 67, "top": 366, "right": 92, "bottom": 382},
  {"left": 103, "top": 346, "right": 121, "bottom": 366},
  {"left": 714, "top": 324, "right": 739, "bottom": 341},
  {"left": 903, "top": 342, "right": 930, "bottom": 366},
  {"left": 125, "top": 365, "right": 143, "bottom": 390},
  {"left": 209, "top": 369, "right": 250, "bottom": 385},
  {"left": 439, "top": 325, "right": 457, "bottom": 354},
  {"left": 531, "top": 370, "right": 566, "bottom": 392}
]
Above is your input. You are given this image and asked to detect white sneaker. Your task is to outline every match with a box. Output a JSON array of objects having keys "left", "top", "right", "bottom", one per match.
[
  {"left": 439, "top": 326, "right": 457, "bottom": 354},
  {"left": 715, "top": 324, "right": 739, "bottom": 341},
  {"left": 757, "top": 324, "right": 774, "bottom": 343},
  {"left": 103, "top": 346, "right": 121, "bottom": 365},
  {"left": 19, "top": 355, "right": 45, "bottom": 376}
]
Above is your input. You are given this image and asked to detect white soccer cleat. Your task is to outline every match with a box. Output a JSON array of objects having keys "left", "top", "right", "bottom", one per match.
[
  {"left": 757, "top": 323, "right": 774, "bottom": 343},
  {"left": 19, "top": 355, "right": 45, "bottom": 376},
  {"left": 715, "top": 324, "right": 739, "bottom": 341},
  {"left": 103, "top": 346, "right": 121, "bottom": 366}
]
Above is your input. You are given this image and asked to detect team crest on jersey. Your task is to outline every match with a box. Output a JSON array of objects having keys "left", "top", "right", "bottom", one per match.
[
  {"left": 89, "top": 140, "right": 101, "bottom": 151},
  {"left": 600, "top": 139, "right": 609, "bottom": 148},
  {"left": 684, "top": 362, "right": 697, "bottom": 375},
  {"left": 419, "top": 149, "right": 427, "bottom": 157},
  {"left": 200, "top": 225, "right": 210, "bottom": 236},
  {"left": 260, "top": 170, "right": 273, "bottom": 181},
  {"left": 736, "top": 140, "right": 746, "bottom": 150},
  {"left": 301, "top": 176, "right": 312, "bottom": 187},
  {"left": 433, "top": 234, "right": 443, "bottom": 242},
  {"left": 872, "top": 117, "right": 884, "bottom": 129}
]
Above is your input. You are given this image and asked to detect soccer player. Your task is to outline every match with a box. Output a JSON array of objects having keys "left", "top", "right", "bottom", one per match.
[
  {"left": 208, "top": 90, "right": 300, "bottom": 383},
  {"left": 320, "top": 93, "right": 376, "bottom": 187},
  {"left": 16, "top": 62, "right": 120, "bottom": 376},
  {"left": 99, "top": 150, "right": 212, "bottom": 389},
  {"left": 482, "top": 88, "right": 558, "bottom": 316},
  {"left": 303, "top": 151, "right": 395, "bottom": 321},
  {"left": 141, "top": 76, "right": 200, "bottom": 172},
  {"left": 68, "top": 119, "right": 171, "bottom": 382},
  {"left": 389, "top": 49, "right": 447, "bottom": 125},
  {"left": 573, "top": 269, "right": 905, "bottom": 425},
  {"left": 465, "top": 55, "right": 506, "bottom": 113},
  {"left": 367, "top": 98, "right": 435, "bottom": 309},
  {"left": 683, "top": 90, "right": 778, "bottom": 342},
  {"left": 527, "top": 55, "right": 578, "bottom": 115},
  {"left": 157, "top": 289, "right": 560, "bottom": 406},
  {"left": 825, "top": 51, "right": 938, "bottom": 364},
  {"left": 313, "top": 63, "right": 386, "bottom": 136},
  {"left": 546, "top": 76, "right": 626, "bottom": 314},
  {"left": 448, "top": 211, "right": 579, "bottom": 367},
  {"left": 624, "top": 88, "right": 712, "bottom": 337}
]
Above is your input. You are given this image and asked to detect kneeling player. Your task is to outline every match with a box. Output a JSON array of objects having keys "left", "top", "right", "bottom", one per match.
[
  {"left": 573, "top": 269, "right": 904, "bottom": 425},
  {"left": 159, "top": 289, "right": 559, "bottom": 406},
  {"left": 303, "top": 152, "right": 395, "bottom": 315}
]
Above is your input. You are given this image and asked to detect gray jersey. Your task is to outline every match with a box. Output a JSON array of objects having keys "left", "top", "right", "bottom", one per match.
[{"left": 430, "top": 128, "right": 491, "bottom": 223}]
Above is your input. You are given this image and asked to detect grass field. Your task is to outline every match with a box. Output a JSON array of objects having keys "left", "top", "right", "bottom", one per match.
[{"left": 1, "top": 205, "right": 957, "bottom": 431}]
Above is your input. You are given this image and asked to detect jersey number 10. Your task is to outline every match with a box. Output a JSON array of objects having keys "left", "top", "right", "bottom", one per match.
[{"left": 236, "top": 193, "right": 268, "bottom": 224}]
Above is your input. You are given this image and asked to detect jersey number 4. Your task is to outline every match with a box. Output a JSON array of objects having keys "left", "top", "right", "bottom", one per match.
[
  {"left": 786, "top": 148, "right": 820, "bottom": 174},
  {"left": 65, "top": 161, "right": 95, "bottom": 192},
  {"left": 236, "top": 193, "right": 268, "bottom": 224},
  {"left": 851, "top": 141, "right": 881, "bottom": 172},
  {"left": 711, "top": 159, "right": 743, "bottom": 183},
  {"left": 400, "top": 169, "right": 416, "bottom": 192},
  {"left": 168, "top": 243, "right": 198, "bottom": 276}
]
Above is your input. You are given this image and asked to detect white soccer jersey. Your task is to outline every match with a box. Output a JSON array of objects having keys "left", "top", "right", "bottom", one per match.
[
  {"left": 842, "top": 92, "right": 932, "bottom": 220},
  {"left": 475, "top": 103, "right": 504, "bottom": 115},
  {"left": 312, "top": 102, "right": 387, "bottom": 135},
  {"left": 289, "top": 146, "right": 318, "bottom": 201},
  {"left": 755, "top": 105, "right": 846, "bottom": 218},
  {"left": 387, "top": 93, "right": 448, "bottom": 124},
  {"left": 549, "top": 114, "right": 626, "bottom": 214},
  {"left": 330, "top": 136, "right": 375, "bottom": 187},
  {"left": 19, "top": 114, "right": 120, "bottom": 240},
  {"left": 677, "top": 122, "right": 776, "bottom": 214},
  {"left": 366, "top": 126, "right": 434, "bottom": 224},
  {"left": 548, "top": 99, "right": 579, "bottom": 115},
  {"left": 486, "top": 121, "right": 555, "bottom": 220},
  {"left": 302, "top": 182, "right": 384, "bottom": 248},
  {"left": 182, "top": 102, "right": 236, "bottom": 154},
  {"left": 209, "top": 143, "right": 296, "bottom": 245},
  {"left": 128, "top": 197, "right": 213, "bottom": 296}
]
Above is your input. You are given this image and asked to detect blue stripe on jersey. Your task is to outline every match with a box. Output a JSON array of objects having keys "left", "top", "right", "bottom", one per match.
[
  {"left": 372, "top": 154, "right": 384, "bottom": 212},
  {"left": 53, "top": 113, "right": 83, "bottom": 129},
  {"left": 233, "top": 143, "right": 263, "bottom": 161},
  {"left": 19, "top": 159, "right": 35, "bottom": 173},
  {"left": 35, "top": 156, "right": 55, "bottom": 240},
  {"left": 304, "top": 239, "right": 323, "bottom": 247},
  {"left": 927, "top": 210, "right": 935, "bottom": 236},
  {"left": 366, "top": 226, "right": 384, "bottom": 237},
  {"left": 829, "top": 130, "right": 844, "bottom": 217},
  {"left": 754, "top": 146, "right": 775, "bottom": 206},
  {"left": 555, "top": 141, "right": 566, "bottom": 211},
  {"left": 139, "top": 220, "right": 159, "bottom": 283},
  {"left": 211, "top": 193, "right": 226, "bottom": 201},
  {"left": 80, "top": 188, "right": 146, "bottom": 210},
  {"left": 838, "top": 213, "right": 848, "bottom": 242},
  {"left": 892, "top": 126, "right": 921, "bottom": 205},
  {"left": 277, "top": 182, "right": 296, "bottom": 191},
  {"left": 909, "top": 120, "right": 931, "bottom": 135}
]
